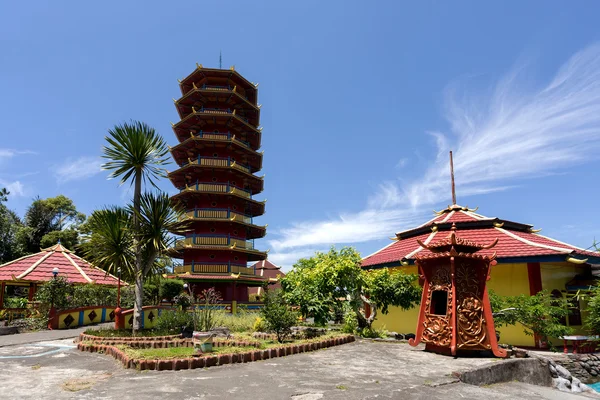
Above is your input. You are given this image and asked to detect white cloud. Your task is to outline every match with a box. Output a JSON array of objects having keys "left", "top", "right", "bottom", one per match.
[
  {"left": 0, "top": 180, "right": 26, "bottom": 197},
  {"left": 54, "top": 156, "right": 103, "bottom": 184},
  {"left": 267, "top": 249, "right": 323, "bottom": 272},
  {"left": 269, "top": 43, "right": 600, "bottom": 267},
  {"left": 0, "top": 149, "right": 37, "bottom": 159}
]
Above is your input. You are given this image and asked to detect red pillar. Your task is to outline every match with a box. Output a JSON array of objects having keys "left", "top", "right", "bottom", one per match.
[
  {"left": 527, "top": 262, "right": 544, "bottom": 348},
  {"left": 0, "top": 282, "right": 5, "bottom": 309},
  {"left": 527, "top": 262, "right": 543, "bottom": 295}
]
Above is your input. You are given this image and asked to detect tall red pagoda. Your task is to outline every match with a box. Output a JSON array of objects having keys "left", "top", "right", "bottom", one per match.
[{"left": 167, "top": 65, "right": 270, "bottom": 307}]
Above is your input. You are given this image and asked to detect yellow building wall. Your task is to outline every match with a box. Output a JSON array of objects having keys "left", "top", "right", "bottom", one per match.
[
  {"left": 372, "top": 263, "right": 536, "bottom": 347},
  {"left": 487, "top": 263, "right": 535, "bottom": 347}
]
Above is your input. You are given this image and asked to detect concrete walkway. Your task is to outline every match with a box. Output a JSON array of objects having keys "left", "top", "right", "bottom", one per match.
[
  {"left": 0, "top": 323, "right": 111, "bottom": 347},
  {"left": 0, "top": 339, "right": 596, "bottom": 399}
]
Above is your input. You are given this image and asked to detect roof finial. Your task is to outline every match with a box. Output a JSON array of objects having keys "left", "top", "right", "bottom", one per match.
[
  {"left": 449, "top": 151, "right": 456, "bottom": 205},
  {"left": 219, "top": 51, "right": 222, "bottom": 69}
]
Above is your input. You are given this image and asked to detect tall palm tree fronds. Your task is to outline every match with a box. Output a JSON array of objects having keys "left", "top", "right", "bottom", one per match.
[{"left": 102, "top": 121, "right": 170, "bottom": 188}]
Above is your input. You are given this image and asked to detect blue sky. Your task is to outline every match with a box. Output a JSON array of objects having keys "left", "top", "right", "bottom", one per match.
[{"left": 1, "top": 1, "right": 600, "bottom": 269}]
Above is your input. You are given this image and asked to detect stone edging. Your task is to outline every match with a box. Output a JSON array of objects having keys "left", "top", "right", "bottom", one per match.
[{"left": 77, "top": 335, "right": 356, "bottom": 371}]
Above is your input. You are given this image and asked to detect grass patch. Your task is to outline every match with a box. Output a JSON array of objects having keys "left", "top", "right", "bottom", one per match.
[
  {"left": 31, "top": 364, "right": 41, "bottom": 370},
  {"left": 336, "top": 385, "right": 347, "bottom": 390},
  {"left": 118, "top": 345, "right": 257, "bottom": 360},
  {"left": 83, "top": 328, "right": 176, "bottom": 338}
]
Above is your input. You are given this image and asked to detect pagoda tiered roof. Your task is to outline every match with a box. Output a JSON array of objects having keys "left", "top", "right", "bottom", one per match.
[{"left": 362, "top": 204, "right": 600, "bottom": 268}]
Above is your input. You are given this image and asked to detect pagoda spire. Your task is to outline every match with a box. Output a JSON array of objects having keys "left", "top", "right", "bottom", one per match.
[{"left": 449, "top": 151, "right": 456, "bottom": 205}]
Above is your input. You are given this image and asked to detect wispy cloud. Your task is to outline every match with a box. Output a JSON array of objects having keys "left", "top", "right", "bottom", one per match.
[
  {"left": 268, "top": 43, "right": 600, "bottom": 269},
  {"left": 54, "top": 156, "right": 103, "bottom": 184},
  {"left": 0, "top": 149, "right": 37, "bottom": 159}
]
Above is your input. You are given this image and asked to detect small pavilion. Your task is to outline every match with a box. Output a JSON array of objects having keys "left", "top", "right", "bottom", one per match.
[
  {"left": 0, "top": 243, "right": 121, "bottom": 310},
  {"left": 248, "top": 259, "right": 285, "bottom": 298},
  {"left": 362, "top": 152, "right": 600, "bottom": 348}
]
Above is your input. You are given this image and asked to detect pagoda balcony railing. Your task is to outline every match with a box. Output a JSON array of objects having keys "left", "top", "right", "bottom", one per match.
[
  {"left": 197, "top": 84, "right": 253, "bottom": 103},
  {"left": 176, "top": 235, "right": 256, "bottom": 250},
  {"left": 183, "top": 208, "right": 255, "bottom": 225},
  {"left": 180, "top": 182, "right": 253, "bottom": 199},
  {"left": 180, "top": 156, "right": 253, "bottom": 174},
  {"left": 189, "top": 131, "right": 253, "bottom": 150},
  {"left": 174, "top": 262, "right": 256, "bottom": 275},
  {"left": 190, "top": 106, "right": 251, "bottom": 124}
]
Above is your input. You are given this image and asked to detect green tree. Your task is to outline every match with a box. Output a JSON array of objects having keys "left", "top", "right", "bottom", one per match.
[
  {"left": 18, "top": 195, "right": 85, "bottom": 253},
  {"left": 489, "top": 290, "right": 571, "bottom": 349},
  {"left": 0, "top": 189, "right": 24, "bottom": 263},
  {"left": 261, "top": 289, "right": 298, "bottom": 343},
  {"left": 102, "top": 120, "right": 170, "bottom": 332},
  {"left": 281, "top": 247, "right": 421, "bottom": 329},
  {"left": 80, "top": 194, "right": 185, "bottom": 332}
]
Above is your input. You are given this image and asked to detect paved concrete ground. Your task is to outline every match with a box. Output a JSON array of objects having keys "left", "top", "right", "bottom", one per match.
[{"left": 0, "top": 339, "right": 595, "bottom": 399}]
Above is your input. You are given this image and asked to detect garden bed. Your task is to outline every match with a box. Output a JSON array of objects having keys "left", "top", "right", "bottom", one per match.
[{"left": 77, "top": 333, "right": 355, "bottom": 370}]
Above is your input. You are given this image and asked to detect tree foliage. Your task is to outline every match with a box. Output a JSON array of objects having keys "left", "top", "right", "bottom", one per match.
[
  {"left": 489, "top": 289, "right": 571, "bottom": 348},
  {"left": 0, "top": 189, "right": 24, "bottom": 263},
  {"left": 584, "top": 286, "right": 600, "bottom": 335},
  {"left": 281, "top": 247, "right": 421, "bottom": 329},
  {"left": 260, "top": 289, "right": 298, "bottom": 343},
  {"left": 101, "top": 120, "right": 171, "bottom": 333},
  {"left": 0, "top": 191, "right": 85, "bottom": 262}
]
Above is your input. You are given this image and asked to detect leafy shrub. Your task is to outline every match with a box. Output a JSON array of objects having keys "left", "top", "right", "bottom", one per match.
[
  {"left": 144, "top": 284, "right": 159, "bottom": 305},
  {"left": 253, "top": 316, "right": 266, "bottom": 332},
  {"left": 585, "top": 287, "right": 600, "bottom": 335},
  {"left": 71, "top": 284, "right": 116, "bottom": 307},
  {"left": 261, "top": 290, "right": 298, "bottom": 343},
  {"left": 160, "top": 280, "right": 184, "bottom": 301},
  {"left": 155, "top": 310, "right": 193, "bottom": 333},
  {"left": 174, "top": 293, "right": 193, "bottom": 310},
  {"left": 490, "top": 289, "right": 571, "bottom": 349},
  {"left": 193, "top": 288, "right": 222, "bottom": 332},
  {"left": 34, "top": 276, "right": 74, "bottom": 312},
  {"left": 4, "top": 297, "right": 28, "bottom": 309},
  {"left": 342, "top": 310, "right": 358, "bottom": 334}
]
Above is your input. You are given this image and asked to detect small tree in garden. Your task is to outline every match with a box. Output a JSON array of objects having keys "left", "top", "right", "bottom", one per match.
[
  {"left": 489, "top": 290, "right": 571, "bottom": 349},
  {"left": 193, "top": 288, "right": 222, "bottom": 332},
  {"left": 160, "top": 279, "right": 185, "bottom": 301},
  {"left": 584, "top": 286, "right": 600, "bottom": 335},
  {"left": 260, "top": 289, "right": 298, "bottom": 343},
  {"left": 281, "top": 247, "right": 421, "bottom": 330},
  {"left": 34, "top": 276, "right": 74, "bottom": 313}
]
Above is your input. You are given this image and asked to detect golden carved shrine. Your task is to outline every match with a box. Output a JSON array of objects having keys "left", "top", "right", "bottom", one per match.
[{"left": 408, "top": 223, "right": 507, "bottom": 357}]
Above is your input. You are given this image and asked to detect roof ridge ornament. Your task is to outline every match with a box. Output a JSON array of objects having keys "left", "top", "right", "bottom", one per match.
[{"left": 416, "top": 223, "right": 498, "bottom": 255}]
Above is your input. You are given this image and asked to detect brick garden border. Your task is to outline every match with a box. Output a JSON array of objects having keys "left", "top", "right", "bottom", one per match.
[
  {"left": 77, "top": 334, "right": 356, "bottom": 371},
  {"left": 79, "top": 333, "right": 262, "bottom": 349}
]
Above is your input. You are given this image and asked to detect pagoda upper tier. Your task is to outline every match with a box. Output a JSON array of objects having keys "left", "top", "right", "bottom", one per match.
[{"left": 168, "top": 65, "right": 268, "bottom": 274}]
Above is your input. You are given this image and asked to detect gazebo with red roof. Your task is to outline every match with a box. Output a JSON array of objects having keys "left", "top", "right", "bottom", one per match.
[{"left": 0, "top": 243, "right": 121, "bottom": 309}]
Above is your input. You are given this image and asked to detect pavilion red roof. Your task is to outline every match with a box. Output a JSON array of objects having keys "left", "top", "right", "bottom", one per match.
[
  {"left": 0, "top": 243, "right": 122, "bottom": 285},
  {"left": 249, "top": 260, "right": 285, "bottom": 296},
  {"left": 362, "top": 204, "right": 600, "bottom": 268}
]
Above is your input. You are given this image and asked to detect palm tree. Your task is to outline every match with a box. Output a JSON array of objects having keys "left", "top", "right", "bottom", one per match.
[
  {"left": 102, "top": 121, "right": 170, "bottom": 332},
  {"left": 79, "top": 207, "right": 134, "bottom": 280},
  {"left": 81, "top": 194, "right": 188, "bottom": 323}
]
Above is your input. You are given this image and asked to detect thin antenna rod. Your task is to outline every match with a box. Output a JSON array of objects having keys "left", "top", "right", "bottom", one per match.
[
  {"left": 450, "top": 151, "right": 456, "bottom": 205},
  {"left": 219, "top": 51, "right": 222, "bottom": 69}
]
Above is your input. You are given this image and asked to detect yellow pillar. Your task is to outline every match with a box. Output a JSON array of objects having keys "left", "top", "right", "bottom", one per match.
[{"left": 231, "top": 300, "right": 237, "bottom": 314}]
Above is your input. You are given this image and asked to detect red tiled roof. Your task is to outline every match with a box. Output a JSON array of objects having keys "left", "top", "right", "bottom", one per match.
[
  {"left": 0, "top": 243, "right": 121, "bottom": 285},
  {"left": 249, "top": 260, "right": 285, "bottom": 295},
  {"left": 362, "top": 205, "right": 600, "bottom": 268}
]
